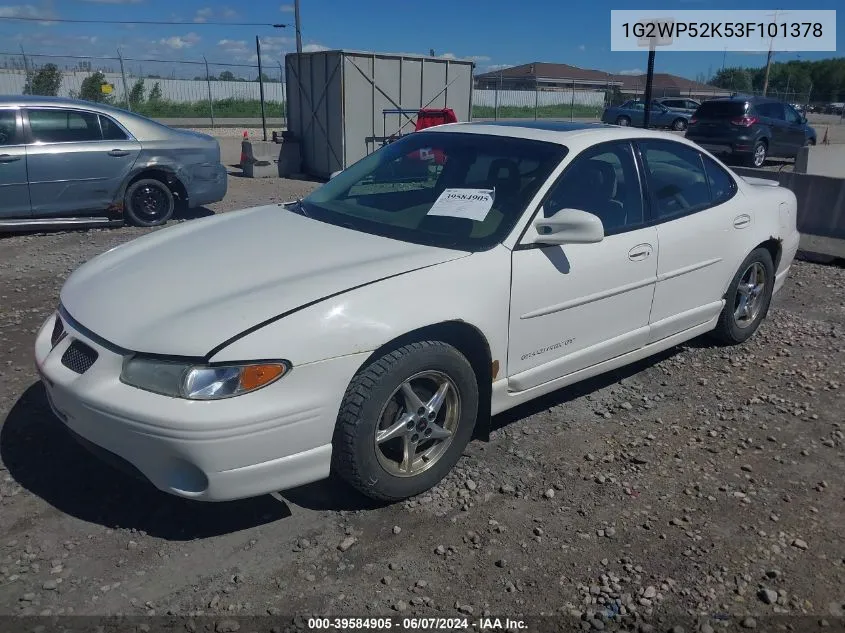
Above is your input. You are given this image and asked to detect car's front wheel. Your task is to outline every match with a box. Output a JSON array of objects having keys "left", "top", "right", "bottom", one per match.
[
  {"left": 124, "top": 178, "right": 175, "bottom": 227},
  {"left": 332, "top": 341, "right": 479, "bottom": 501},
  {"left": 711, "top": 247, "right": 775, "bottom": 344},
  {"left": 615, "top": 116, "right": 631, "bottom": 126}
]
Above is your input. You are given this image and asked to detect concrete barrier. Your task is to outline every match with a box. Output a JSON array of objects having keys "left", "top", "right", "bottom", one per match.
[
  {"left": 733, "top": 166, "right": 845, "bottom": 259},
  {"left": 795, "top": 144, "right": 845, "bottom": 179}
]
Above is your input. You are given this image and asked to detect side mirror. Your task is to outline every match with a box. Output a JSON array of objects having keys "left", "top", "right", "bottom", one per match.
[{"left": 531, "top": 208, "right": 605, "bottom": 245}]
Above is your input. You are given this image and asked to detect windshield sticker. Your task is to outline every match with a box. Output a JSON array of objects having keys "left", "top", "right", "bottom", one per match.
[{"left": 427, "top": 188, "right": 495, "bottom": 222}]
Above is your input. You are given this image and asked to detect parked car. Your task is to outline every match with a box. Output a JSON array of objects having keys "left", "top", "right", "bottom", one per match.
[
  {"left": 35, "top": 121, "right": 799, "bottom": 503},
  {"left": 0, "top": 96, "right": 227, "bottom": 231},
  {"left": 654, "top": 97, "right": 701, "bottom": 114},
  {"left": 601, "top": 100, "right": 691, "bottom": 130},
  {"left": 685, "top": 96, "right": 817, "bottom": 168}
]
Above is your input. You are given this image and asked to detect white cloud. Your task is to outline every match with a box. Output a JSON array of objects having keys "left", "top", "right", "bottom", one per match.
[
  {"left": 194, "top": 7, "right": 213, "bottom": 23},
  {"left": 617, "top": 68, "right": 644, "bottom": 75},
  {"left": 578, "top": 44, "right": 586, "bottom": 51},
  {"left": 438, "top": 52, "right": 456, "bottom": 60},
  {"left": 218, "top": 38, "right": 248, "bottom": 53},
  {"left": 302, "top": 43, "right": 329, "bottom": 52},
  {"left": 260, "top": 35, "right": 293, "bottom": 52},
  {"left": 78, "top": 0, "right": 143, "bottom": 3},
  {"left": 158, "top": 32, "right": 201, "bottom": 50},
  {"left": 483, "top": 64, "right": 512, "bottom": 72},
  {"left": 438, "top": 53, "right": 489, "bottom": 62},
  {"left": 223, "top": 8, "right": 237, "bottom": 18},
  {"left": 280, "top": 4, "right": 294, "bottom": 11},
  {"left": 0, "top": 4, "right": 55, "bottom": 20},
  {"left": 469, "top": 55, "right": 490, "bottom": 62}
]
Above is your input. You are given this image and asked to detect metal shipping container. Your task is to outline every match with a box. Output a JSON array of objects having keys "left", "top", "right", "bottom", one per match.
[{"left": 285, "top": 50, "right": 474, "bottom": 179}]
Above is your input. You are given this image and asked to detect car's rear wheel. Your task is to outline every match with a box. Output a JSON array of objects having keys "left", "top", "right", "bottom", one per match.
[
  {"left": 615, "top": 116, "right": 631, "bottom": 126},
  {"left": 332, "top": 341, "right": 479, "bottom": 502},
  {"left": 124, "top": 178, "right": 175, "bottom": 227},
  {"left": 744, "top": 140, "right": 767, "bottom": 168},
  {"left": 672, "top": 118, "right": 688, "bottom": 131},
  {"left": 711, "top": 247, "right": 775, "bottom": 345}
]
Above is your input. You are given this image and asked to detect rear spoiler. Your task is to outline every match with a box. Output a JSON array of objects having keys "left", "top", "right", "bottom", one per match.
[{"left": 740, "top": 175, "right": 781, "bottom": 187}]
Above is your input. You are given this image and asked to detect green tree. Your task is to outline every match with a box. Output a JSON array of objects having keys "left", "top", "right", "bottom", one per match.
[
  {"left": 78, "top": 70, "right": 113, "bottom": 103},
  {"left": 218, "top": 70, "right": 236, "bottom": 81},
  {"left": 710, "top": 67, "right": 753, "bottom": 93},
  {"left": 148, "top": 81, "right": 163, "bottom": 104},
  {"left": 128, "top": 78, "right": 145, "bottom": 108},
  {"left": 23, "top": 63, "right": 62, "bottom": 96}
]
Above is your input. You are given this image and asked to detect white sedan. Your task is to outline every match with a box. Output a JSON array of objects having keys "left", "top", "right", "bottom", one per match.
[{"left": 34, "top": 121, "right": 799, "bottom": 503}]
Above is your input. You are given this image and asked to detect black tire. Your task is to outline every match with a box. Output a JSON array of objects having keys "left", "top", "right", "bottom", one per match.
[
  {"left": 744, "top": 140, "right": 768, "bottom": 168},
  {"left": 332, "top": 341, "right": 479, "bottom": 502},
  {"left": 711, "top": 247, "right": 775, "bottom": 345},
  {"left": 616, "top": 116, "right": 631, "bottom": 127},
  {"left": 672, "top": 118, "right": 688, "bottom": 131},
  {"left": 124, "top": 178, "right": 175, "bottom": 227}
]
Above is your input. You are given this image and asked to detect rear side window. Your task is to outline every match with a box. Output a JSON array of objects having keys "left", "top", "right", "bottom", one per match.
[
  {"left": 702, "top": 155, "right": 737, "bottom": 204},
  {"left": 28, "top": 109, "right": 102, "bottom": 143},
  {"left": 695, "top": 101, "right": 747, "bottom": 119},
  {"left": 639, "top": 140, "right": 711, "bottom": 219},
  {"left": 0, "top": 109, "right": 19, "bottom": 146},
  {"left": 754, "top": 102, "right": 785, "bottom": 120},
  {"left": 100, "top": 115, "right": 127, "bottom": 140}
]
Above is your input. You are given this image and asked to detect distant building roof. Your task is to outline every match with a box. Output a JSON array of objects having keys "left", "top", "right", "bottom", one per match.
[{"left": 475, "top": 62, "right": 725, "bottom": 94}]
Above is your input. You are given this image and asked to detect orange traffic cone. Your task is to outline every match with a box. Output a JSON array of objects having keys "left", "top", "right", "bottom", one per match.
[{"left": 240, "top": 130, "right": 249, "bottom": 168}]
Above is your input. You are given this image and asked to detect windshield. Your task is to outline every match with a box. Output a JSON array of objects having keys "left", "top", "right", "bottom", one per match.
[{"left": 301, "top": 131, "right": 567, "bottom": 251}]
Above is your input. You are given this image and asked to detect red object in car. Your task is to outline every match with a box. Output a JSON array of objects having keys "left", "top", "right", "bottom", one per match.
[{"left": 406, "top": 108, "right": 457, "bottom": 165}]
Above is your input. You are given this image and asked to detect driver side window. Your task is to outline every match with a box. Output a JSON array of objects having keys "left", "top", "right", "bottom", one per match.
[{"left": 542, "top": 141, "right": 644, "bottom": 235}]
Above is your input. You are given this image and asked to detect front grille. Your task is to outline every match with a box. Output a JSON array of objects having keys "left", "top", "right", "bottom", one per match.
[
  {"left": 51, "top": 315, "right": 66, "bottom": 348},
  {"left": 61, "top": 341, "right": 98, "bottom": 374}
]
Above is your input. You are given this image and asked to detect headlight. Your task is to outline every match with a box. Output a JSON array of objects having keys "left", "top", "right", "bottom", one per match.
[{"left": 120, "top": 356, "right": 290, "bottom": 400}]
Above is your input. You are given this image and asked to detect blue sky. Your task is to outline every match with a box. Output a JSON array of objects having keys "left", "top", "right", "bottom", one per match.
[{"left": 0, "top": 0, "right": 841, "bottom": 80}]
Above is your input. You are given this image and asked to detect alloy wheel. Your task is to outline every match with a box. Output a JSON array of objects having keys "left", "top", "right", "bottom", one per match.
[
  {"left": 733, "top": 261, "right": 767, "bottom": 328},
  {"left": 374, "top": 370, "right": 460, "bottom": 477}
]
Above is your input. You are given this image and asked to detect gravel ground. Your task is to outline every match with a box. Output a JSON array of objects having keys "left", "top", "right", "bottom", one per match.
[{"left": 1, "top": 169, "right": 844, "bottom": 632}]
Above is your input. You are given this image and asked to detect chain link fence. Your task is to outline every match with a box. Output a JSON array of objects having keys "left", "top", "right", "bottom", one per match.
[
  {"left": 1, "top": 51, "right": 286, "bottom": 125},
  {"left": 4, "top": 51, "right": 842, "bottom": 127}
]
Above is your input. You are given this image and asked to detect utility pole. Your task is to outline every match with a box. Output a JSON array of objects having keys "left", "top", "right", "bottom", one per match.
[
  {"left": 762, "top": 9, "right": 784, "bottom": 96},
  {"left": 256, "top": 36, "right": 267, "bottom": 140},
  {"left": 642, "top": 46, "right": 656, "bottom": 129},
  {"left": 294, "top": 0, "right": 302, "bottom": 53}
]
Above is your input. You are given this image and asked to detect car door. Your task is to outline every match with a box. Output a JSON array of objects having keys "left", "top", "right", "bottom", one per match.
[
  {"left": 754, "top": 102, "right": 787, "bottom": 156},
  {"left": 24, "top": 107, "right": 141, "bottom": 217},
  {"left": 507, "top": 140, "right": 658, "bottom": 391},
  {"left": 783, "top": 104, "right": 808, "bottom": 154},
  {"left": 637, "top": 139, "right": 746, "bottom": 343},
  {"left": 0, "top": 107, "right": 31, "bottom": 219}
]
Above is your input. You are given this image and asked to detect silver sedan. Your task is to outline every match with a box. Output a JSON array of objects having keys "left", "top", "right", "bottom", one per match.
[{"left": 0, "top": 96, "right": 227, "bottom": 230}]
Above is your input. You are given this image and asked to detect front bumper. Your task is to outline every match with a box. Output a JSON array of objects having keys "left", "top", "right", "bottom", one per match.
[{"left": 34, "top": 312, "right": 366, "bottom": 501}]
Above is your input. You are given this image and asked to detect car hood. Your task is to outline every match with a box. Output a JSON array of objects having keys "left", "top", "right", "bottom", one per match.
[{"left": 59, "top": 205, "right": 469, "bottom": 357}]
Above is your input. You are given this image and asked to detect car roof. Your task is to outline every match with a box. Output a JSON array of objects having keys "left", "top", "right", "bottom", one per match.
[
  {"left": 0, "top": 95, "right": 132, "bottom": 116},
  {"left": 423, "top": 120, "right": 701, "bottom": 148}
]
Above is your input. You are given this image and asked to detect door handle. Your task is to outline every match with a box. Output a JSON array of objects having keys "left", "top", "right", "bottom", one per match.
[
  {"left": 0, "top": 154, "right": 21, "bottom": 163},
  {"left": 628, "top": 244, "right": 653, "bottom": 262},
  {"left": 107, "top": 149, "right": 130, "bottom": 157},
  {"left": 733, "top": 214, "right": 751, "bottom": 229}
]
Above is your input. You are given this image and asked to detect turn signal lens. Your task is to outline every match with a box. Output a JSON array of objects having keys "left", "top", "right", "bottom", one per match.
[{"left": 239, "top": 364, "right": 286, "bottom": 391}]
